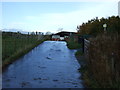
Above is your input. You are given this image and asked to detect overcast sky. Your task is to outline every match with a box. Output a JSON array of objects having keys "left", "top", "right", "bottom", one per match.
[{"left": 1, "top": 0, "right": 119, "bottom": 33}]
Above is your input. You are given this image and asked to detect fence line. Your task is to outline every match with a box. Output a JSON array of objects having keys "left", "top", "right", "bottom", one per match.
[
  {"left": 84, "top": 39, "right": 90, "bottom": 58},
  {"left": 2, "top": 33, "right": 45, "bottom": 61}
]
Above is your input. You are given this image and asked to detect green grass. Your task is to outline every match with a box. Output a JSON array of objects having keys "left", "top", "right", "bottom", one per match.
[
  {"left": 2, "top": 40, "right": 45, "bottom": 68},
  {"left": 2, "top": 32, "right": 48, "bottom": 68},
  {"left": 66, "top": 40, "right": 82, "bottom": 49},
  {"left": 75, "top": 50, "right": 84, "bottom": 56},
  {"left": 2, "top": 35, "right": 38, "bottom": 60}
]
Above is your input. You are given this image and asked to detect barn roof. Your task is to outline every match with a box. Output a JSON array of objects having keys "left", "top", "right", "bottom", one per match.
[{"left": 53, "top": 31, "right": 77, "bottom": 37}]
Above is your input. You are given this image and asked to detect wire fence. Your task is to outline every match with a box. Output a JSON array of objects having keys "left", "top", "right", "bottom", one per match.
[{"left": 2, "top": 32, "right": 44, "bottom": 61}]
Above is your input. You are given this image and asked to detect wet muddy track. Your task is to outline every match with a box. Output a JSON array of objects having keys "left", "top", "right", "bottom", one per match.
[{"left": 2, "top": 41, "right": 84, "bottom": 88}]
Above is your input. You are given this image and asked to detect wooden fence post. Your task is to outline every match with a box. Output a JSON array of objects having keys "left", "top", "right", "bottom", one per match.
[
  {"left": 84, "top": 39, "right": 90, "bottom": 58},
  {"left": 111, "top": 53, "right": 115, "bottom": 74},
  {"left": 83, "top": 38, "right": 84, "bottom": 53},
  {"left": 78, "top": 37, "right": 84, "bottom": 53}
]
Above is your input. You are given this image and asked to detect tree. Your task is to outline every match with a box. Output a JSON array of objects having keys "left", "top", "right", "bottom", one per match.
[
  {"left": 77, "top": 16, "right": 120, "bottom": 36},
  {"left": 31, "top": 32, "right": 35, "bottom": 35},
  {"left": 45, "top": 31, "right": 52, "bottom": 35}
]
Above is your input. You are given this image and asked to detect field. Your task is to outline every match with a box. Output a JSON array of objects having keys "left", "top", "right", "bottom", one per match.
[{"left": 2, "top": 32, "right": 49, "bottom": 68}]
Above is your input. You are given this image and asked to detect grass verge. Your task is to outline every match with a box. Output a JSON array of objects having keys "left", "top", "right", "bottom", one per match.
[
  {"left": 66, "top": 40, "right": 82, "bottom": 49},
  {"left": 75, "top": 49, "right": 100, "bottom": 88},
  {"left": 75, "top": 50, "right": 99, "bottom": 88},
  {"left": 75, "top": 50, "right": 89, "bottom": 88},
  {"left": 2, "top": 40, "right": 45, "bottom": 70}
]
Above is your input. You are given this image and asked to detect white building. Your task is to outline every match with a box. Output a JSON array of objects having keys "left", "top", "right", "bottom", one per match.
[
  {"left": 60, "top": 37, "right": 64, "bottom": 40},
  {"left": 52, "top": 35, "right": 60, "bottom": 41}
]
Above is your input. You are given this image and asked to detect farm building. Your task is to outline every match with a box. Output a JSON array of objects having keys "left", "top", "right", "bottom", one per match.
[
  {"left": 51, "top": 31, "right": 77, "bottom": 41},
  {"left": 52, "top": 35, "right": 60, "bottom": 41}
]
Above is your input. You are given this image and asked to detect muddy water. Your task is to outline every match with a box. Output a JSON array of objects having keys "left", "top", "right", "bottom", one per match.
[{"left": 2, "top": 41, "right": 84, "bottom": 88}]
